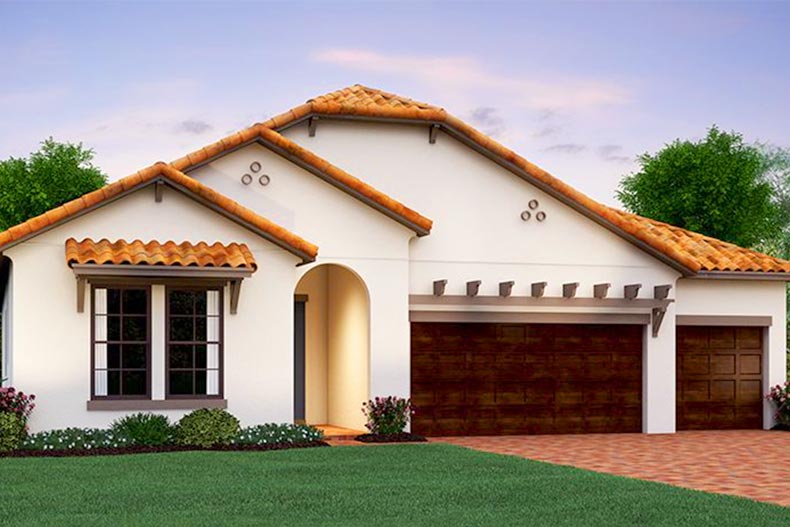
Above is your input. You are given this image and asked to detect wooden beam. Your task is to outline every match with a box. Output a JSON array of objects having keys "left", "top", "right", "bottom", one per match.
[
  {"left": 229, "top": 280, "right": 242, "bottom": 315},
  {"left": 624, "top": 283, "right": 642, "bottom": 300},
  {"left": 433, "top": 279, "right": 447, "bottom": 297},
  {"left": 562, "top": 282, "right": 579, "bottom": 299},
  {"left": 466, "top": 280, "right": 481, "bottom": 297},
  {"left": 593, "top": 283, "right": 611, "bottom": 299},
  {"left": 76, "top": 277, "right": 87, "bottom": 313},
  {"left": 429, "top": 124, "right": 439, "bottom": 144},
  {"left": 308, "top": 116, "right": 318, "bottom": 137},
  {"left": 531, "top": 282, "right": 547, "bottom": 298},
  {"left": 654, "top": 284, "right": 672, "bottom": 300},
  {"left": 410, "top": 294, "right": 674, "bottom": 310},
  {"left": 154, "top": 181, "right": 164, "bottom": 203},
  {"left": 499, "top": 281, "right": 515, "bottom": 298}
]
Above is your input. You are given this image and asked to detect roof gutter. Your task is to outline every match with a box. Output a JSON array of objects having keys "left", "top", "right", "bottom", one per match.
[{"left": 690, "top": 271, "right": 790, "bottom": 281}]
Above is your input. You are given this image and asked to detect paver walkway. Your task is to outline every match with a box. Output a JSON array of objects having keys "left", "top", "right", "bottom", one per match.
[{"left": 435, "top": 430, "right": 790, "bottom": 507}]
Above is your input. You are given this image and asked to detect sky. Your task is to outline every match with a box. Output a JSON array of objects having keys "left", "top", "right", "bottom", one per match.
[{"left": 1, "top": 0, "right": 789, "bottom": 205}]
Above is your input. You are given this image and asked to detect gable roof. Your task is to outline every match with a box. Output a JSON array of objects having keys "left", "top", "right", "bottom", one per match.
[
  {"left": 66, "top": 238, "right": 258, "bottom": 270},
  {"left": 0, "top": 162, "right": 318, "bottom": 263},
  {"left": 252, "top": 84, "right": 789, "bottom": 276},
  {"left": 170, "top": 124, "right": 432, "bottom": 236}
]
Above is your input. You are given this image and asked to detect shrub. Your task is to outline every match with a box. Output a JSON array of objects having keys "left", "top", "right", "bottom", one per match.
[
  {"left": 232, "top": 423, "right": 323, "bottom": 445},
  {"left": 111, "top": 413, "right": 174, "bottom": 446},
  {"left": 175, "top": 409, "right": 240, "bottom": 447},
  {"left": 0, "top": 412, "right": 25, "bottom": 451},
  {"left": 21, "top": 428, "right": 131, "bottom": 451},
  {"left": 766, "top": 382, "right": 790, "bottom": 427},
  {"left": 361, "top": 396, "right": 414, "bottom": 435},
  {"left": 0, "top": 386, "right": 36, "bottom": 424}
]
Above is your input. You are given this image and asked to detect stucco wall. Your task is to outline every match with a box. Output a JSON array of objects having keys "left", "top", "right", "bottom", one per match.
[
  {"left": 4, "top": 185, "right": 301, "bottom": 432},
  {"left": 192, "top": 143, "right": 414, "bottom": 418}
]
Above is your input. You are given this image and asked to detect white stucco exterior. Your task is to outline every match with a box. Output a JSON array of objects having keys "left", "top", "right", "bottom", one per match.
[{"left": 1, "top": 110, "right": 786, "bottom": 435}]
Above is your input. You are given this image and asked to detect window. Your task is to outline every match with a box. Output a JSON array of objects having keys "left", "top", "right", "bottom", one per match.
[
  {"left": 166, "top": 288, "right": 222, "bottom": 398},
  {"left": 93, "top": 287, "right": 150, "bottom": 398}
]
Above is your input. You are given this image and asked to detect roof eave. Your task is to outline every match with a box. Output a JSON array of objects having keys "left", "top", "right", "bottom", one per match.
[{"left": 690, "top": 270, "right": 790, "bottom": 281}]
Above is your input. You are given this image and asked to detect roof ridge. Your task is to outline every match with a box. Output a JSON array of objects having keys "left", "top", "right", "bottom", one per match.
[
  {"left": 169, "top": 122, "right": 433, "bottom": 234},
  {"left": 1, "top": 163, "right": 318, "bottom": 262},
  {"left": 95, "top": 84, "right": 790, "bottom": 275}
]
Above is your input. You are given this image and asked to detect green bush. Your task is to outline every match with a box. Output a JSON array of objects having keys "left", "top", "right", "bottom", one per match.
[
  {"left": 22, "top": 428, "right": 131, "bottom": 451},
  {"left": 0, "top": 412, "right": 25, "bottom": 452},
  {"left": 175, "top": 409, "right": 240, "bottom": 447},
  {"left": 111, "top": 413, "right": 174, "bottom": 446},
  {"left": 232, "top": 423, "right": 323, "bottom": 445},
  {"left": 362, "top": 396, "right": 413, "bottom": 435}
]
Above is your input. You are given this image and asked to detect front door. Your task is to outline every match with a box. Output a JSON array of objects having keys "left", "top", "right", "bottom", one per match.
[{"left": 294, "top": 299, "right": 306, "bottom": 422}]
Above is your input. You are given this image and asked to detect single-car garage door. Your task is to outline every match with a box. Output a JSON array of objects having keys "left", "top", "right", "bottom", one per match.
[
  {"left": 677, "top": 326, "right": 763, "bottom": 430},
  {"left": 411, "top": 323, "right": 643, "bottom": 436}
]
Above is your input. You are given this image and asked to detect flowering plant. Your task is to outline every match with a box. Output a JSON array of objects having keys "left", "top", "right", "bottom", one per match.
[
  {"left": 0, "top": 386, "right": 36, "bottom": 423},
  {"left": 766, "top": 382, "right": 790, "bottom": 427},
  {"left": 362, "top": 396, "right": 414, "bottom": 435}
]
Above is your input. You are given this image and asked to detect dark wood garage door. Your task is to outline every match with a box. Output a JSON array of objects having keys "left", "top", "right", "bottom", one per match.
[
  {"left": 677, "top": 326, "right": 763, "bottom": 430},
  {"left": 411, "top": 323, "right": 643, "bottom": 436}
]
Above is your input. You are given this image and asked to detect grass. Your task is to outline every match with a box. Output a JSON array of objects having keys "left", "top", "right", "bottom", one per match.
[{"left": 1, "top": 443, "right": 788, "bottom": 526}]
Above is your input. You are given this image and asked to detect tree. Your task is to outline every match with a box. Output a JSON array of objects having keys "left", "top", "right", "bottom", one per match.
[
  {"left": 617, "top": 126, "right": 779, "bottom": 248},
  {"left": 0, "top": 139, "right": 107, "bottom": 231}
]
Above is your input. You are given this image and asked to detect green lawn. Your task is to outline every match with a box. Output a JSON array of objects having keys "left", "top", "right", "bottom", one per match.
[{"left": 1, "top": 444, "right": 787, "bottom": 526}]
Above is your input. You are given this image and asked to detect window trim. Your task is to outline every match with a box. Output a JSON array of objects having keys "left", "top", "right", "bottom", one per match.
[
  {"left": 90, "top": 284, "right": 152, "bottom": 401},
  {"left": 165, "top": 286, "right": 224, "bottom": 400}
]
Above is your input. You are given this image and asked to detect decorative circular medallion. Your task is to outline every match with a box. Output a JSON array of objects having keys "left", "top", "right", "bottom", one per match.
[
  {"left": 536, "top": 211, "right": 547, "bottom": 222},
  {"left": 259, "top": 174, "right": 271, "bottom": 186},
  {"left": 241, "top": 174, "right": 253, "bottom": 185},
  {"left": 520, "top": 210, "right": 531, "bottom": 221},
  {"left": 250, "top": 161, "right": 262, "bottom": 173},
  {"left": 528, "top": 199, "right": 539, "bottom": 210}
]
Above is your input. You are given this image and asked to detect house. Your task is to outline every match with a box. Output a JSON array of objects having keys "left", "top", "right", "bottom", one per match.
[{"left": 0, "top": 85, "right": 787, "bottom": 436}]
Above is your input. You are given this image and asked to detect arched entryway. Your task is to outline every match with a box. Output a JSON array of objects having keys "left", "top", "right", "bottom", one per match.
[{"left": 294, "top": 264, "right": 370, "bottom": 431}]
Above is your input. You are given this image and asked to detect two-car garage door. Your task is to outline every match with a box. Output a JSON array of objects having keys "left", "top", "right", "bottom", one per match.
[
  {"left": 411, "top": 322, "right": 764, "bottom": 436},
  {"left": 411, "top": 322, "right": 643, "bottom": 436}
]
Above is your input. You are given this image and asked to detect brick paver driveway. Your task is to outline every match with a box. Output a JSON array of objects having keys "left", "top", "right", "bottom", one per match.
[{"left": 435, "top": 430, "right": 790, "bottom": 507}]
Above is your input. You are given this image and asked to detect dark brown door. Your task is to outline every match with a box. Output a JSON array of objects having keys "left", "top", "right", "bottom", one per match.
[
  {"left": 676, "top": 326, "right": 763, "bottom": 430},
  {"left": 411, "top": 323, "right": 643, "bottom": 436}
]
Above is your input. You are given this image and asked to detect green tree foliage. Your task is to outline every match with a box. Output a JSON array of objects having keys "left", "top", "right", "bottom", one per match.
[
  {"left": 617, "top": 126, "right": 778, "bottom": 248},
  {"left": 0, "top": 139, "right": 106, "bottom": 231}
]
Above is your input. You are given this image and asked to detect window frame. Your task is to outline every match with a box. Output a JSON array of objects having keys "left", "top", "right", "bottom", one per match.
[
  {"left": 165, "top": 286, "right": 224, "bottom": 400},
  {"left": 90, "top": 284, "right": 152, "bottom": 400}
]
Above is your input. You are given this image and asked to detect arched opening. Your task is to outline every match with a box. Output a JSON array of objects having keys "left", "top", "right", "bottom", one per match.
[{"left": 294, "top": 264, "right": 369, "bottom": 431}]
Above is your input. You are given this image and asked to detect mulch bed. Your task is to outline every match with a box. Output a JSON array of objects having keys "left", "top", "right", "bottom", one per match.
[
  {"left": 0, "top": 441, "right": 329, "bottom": 458},
  {"left": 772, "top": 424, "right": 790, "bottom": 431},
  {"left": 354, "top": 433, "right": 427, "bottom": 443}
]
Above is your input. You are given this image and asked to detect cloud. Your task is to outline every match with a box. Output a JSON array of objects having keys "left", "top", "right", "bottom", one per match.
[
  {"left": 312, "top": 48, "right": 631, "bottom": 112},
  {"left": 533, "top": 125, "right": 562, "bottom": 138},
  {"left": 544, "top": 143, "right": 586, "bottom": 154},
  {"left": 598, "top": 144, "right": 631, "bottom": 163},
  {"left": 175, "top": 119, "right": 213, "bottom": 135},
  {"left": 469, "top": 107, "right": 506, "bottom": 137}
]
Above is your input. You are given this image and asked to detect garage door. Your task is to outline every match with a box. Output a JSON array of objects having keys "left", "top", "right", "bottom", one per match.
[
  {"left": 411, "top": 323, "right": 643, "bottom": 436},
  {"left": 677, "top": 326, "right": 763, "bottom": 430}
]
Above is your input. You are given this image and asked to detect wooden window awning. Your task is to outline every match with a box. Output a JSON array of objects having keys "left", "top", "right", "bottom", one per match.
[{"left": 67, "top": 238, "right": 257, "bottom": 314}]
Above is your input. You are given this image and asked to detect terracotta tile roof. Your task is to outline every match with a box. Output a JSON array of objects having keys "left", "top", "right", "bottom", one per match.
[
  {"left": 0, "top": 162, "right": 318, "bottom": 263},
  {"left": 246, "top": 84, "right": 788, "bottom": 275},
  {"left": 610, "top": 211, "right": 790, "bottom": 273},
  {"left": 170, "top": 124, "right": 433, "bottom": 235},
  {"left": 66, "top": 238, "right": 257, "bottom": 269}
]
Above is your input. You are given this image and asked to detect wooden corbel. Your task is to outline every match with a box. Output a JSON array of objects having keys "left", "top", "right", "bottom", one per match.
[
  {"left": 499, "top": 281, "right": 515, "bottom": 298},
  {"left": 229, "top": 280, "right": 242, "bottom": 315},
  {"left": 433, "top": 279, "right": 447, "bottom": 297},
  {"left": 531, "top": 282, "right": 547, "bottom": 298}
]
